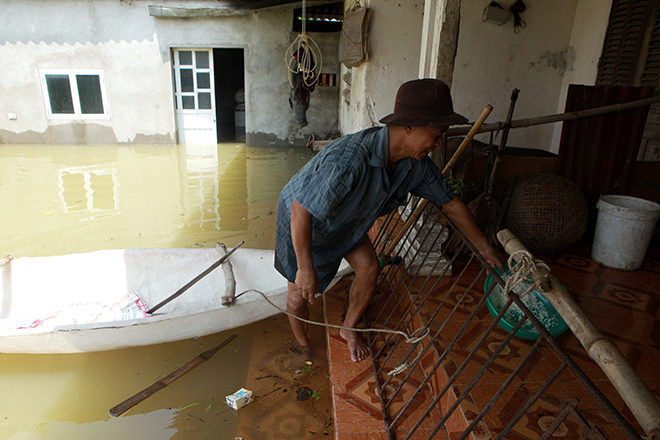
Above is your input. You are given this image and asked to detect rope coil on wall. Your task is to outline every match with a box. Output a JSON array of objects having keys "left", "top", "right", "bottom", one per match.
[{"left": 285, "top": 0, "right": 322, "bottom": 88}]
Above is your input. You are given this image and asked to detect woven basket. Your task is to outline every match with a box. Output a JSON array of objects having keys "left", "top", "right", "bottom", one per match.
[{"left": 504, "top": 173, "right": 588, "bottom": 253}]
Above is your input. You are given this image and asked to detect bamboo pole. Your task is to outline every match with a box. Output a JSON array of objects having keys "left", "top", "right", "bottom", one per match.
[
  {"left": 147, "top": 241, "right": 244, "bottom": 314},
  {"left": 382, "top": 104, "right": 493, "bottom": 257},
  {"left": 446, "top": 96, "right": 660, "bottom": 137},
  {"left": 497, "top": 229, "right": 660, "bottom": 440},
  {"left": 109, "top": 333, "right": 237, "bottom": 417}
]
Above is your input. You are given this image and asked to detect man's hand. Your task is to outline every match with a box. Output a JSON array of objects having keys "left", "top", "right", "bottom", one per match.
[
  {"left": 479, "top": 245, "right": 504, "bottom": 271},
  {"left": 295, "top": 265, "right": 320, "bottom": 304},
  {"left": 290, "top": 200, "right": 319, "bottom": 303},
  {"left": 442, "top": 195, "right": 504, "bottom": 270}
]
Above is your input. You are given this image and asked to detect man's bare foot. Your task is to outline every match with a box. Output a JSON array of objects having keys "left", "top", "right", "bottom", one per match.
[
  {"left": 286, "top": 340, "right": 319, "bottom": 368},
  {"left": 339, "top": 328, "right": 369, "bottom": 362},
  {"left": 298, "top": 342, "right": 315, "bottom": 360}
]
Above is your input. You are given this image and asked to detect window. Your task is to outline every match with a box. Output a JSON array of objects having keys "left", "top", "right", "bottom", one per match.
[
  {"left": 172, "top": 49, "right": 214, "bottom": 111},
  {"left": 40, "top": 69, "right": 109, "bottom": 119},
  {"left": 293, "top": 2, "right": 343, "bottom": 33}
]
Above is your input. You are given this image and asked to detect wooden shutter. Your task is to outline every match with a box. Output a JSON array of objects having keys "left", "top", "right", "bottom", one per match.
[
  {"left": 598, "top": 0, "right": 660, "bottom": 160},
  {"left": 597, "top": 0, "right": 660, "bottom": 87},
  {"left": 641, "top": 9, "right": 660, "bottom": 86}
]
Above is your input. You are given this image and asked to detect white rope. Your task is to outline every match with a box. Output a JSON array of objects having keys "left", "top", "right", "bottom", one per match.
[
  {"left": 242, "top": 289, "right": 428, "bottom": 375},
  {"left": 503, "top": 249, "right": 551, "bottom": 299},
  {"left": 285, "top": 36, "right": 322, "bottom": 88},
  {"left": 285, "top": 0, "right": 322, "bottom": 88}
]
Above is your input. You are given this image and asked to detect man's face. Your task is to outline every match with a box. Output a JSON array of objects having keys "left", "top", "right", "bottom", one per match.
[{"left": 406, "top": 126, "right": 448, "bottom": 160}]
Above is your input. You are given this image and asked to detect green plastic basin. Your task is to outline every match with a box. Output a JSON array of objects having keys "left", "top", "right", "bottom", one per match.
[{"left": 484, "top": 265, "right": 569, "bottom": 340}]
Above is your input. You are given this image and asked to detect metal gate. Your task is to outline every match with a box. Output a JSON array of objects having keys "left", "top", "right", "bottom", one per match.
[{"left": 363, "top": 197, "right": 658, "bottom": 440}]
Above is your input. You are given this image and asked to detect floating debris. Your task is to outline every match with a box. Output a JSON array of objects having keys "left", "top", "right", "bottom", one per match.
[
  {"left": 296, "top": 386, "right": 313, "bottom": 401},
  {"left": 226, "top": 388, "right": 253, "bottom": 410}
]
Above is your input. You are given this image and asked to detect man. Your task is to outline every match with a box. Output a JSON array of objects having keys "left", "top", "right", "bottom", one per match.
[{"left": 275, "top": 79, "right": 503, "bottom": 363}]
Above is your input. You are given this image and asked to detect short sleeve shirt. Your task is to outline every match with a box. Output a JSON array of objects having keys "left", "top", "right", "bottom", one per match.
[{"left": 275, "top": 125, "right": 455, "bottom": 292}]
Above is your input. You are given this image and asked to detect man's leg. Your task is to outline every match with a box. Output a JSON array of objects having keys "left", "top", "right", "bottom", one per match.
[
  {"left": 340, "top": 236, "right": 380, "bottom": 362},
  {"left": 287, "top": 281, "right": 312, "bottom": 353}
]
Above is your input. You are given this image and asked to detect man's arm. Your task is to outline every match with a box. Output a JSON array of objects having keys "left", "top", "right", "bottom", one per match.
[
  {"left": 290, "top": 200, "right": 320, "bottom": 303},
  {"left": 441, "top": 195, "right": 504, "bottom": 270}
]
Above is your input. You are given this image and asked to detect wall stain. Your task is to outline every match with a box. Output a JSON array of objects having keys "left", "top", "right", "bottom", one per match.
[
  {"left": 534, "top": 47, "right": 576, "bottom": 75},
  {"left": 0, "top": 123, "right": 174, "bottom": 145}
]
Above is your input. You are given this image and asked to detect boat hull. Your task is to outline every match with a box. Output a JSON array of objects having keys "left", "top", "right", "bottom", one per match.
[{"left": 0, "top": 248, "right": 350, "bottom": 354}]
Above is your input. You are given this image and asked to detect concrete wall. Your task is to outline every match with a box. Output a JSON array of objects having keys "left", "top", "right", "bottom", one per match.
[
  {"left": 551, "top": 0, "right": 612, "bottom": 151},
  {"left": 339, "top": 0, "right": 425, "bottom": 135},
  {"left": 452, "top": 0, "right": 612, "bottom": 153},
  {"left": 340, "top": 0, "right": 611, "bottom": 155},
  {"left": 452, "top": 0, "right": 580, "bottom": 152},
  {"left": 0, "top": 0, "right": 340, "bottom": 146}
]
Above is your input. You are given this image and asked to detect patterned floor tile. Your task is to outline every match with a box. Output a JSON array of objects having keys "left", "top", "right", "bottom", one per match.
[
  {"left": 325, "top": 238, "right": 660, "bottom": 440},
  {"left": 336, "top": 432, "right": 389, "bottom": 440}
]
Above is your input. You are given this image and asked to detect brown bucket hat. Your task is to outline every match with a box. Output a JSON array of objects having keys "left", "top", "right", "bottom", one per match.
[{"left": 380, "top": 79, "right": 468, "bottom": 126}]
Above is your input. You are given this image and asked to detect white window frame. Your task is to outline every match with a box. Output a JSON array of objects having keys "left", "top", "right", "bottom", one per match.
[{"left": 40, "top": 69, "right": 110, "bottom": 120}]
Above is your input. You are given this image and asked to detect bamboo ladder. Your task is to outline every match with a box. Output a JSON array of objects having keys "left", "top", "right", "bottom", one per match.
[{"left": 497, "top": 229, "right": 660, "bottom": 440}]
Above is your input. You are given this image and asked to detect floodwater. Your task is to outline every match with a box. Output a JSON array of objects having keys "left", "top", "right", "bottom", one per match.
[{"left": 0, "top": 143, "right": 333, "bottom": 439}]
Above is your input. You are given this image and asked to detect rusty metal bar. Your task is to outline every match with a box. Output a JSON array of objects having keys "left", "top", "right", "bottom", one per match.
[
  {"left": 537, "top": 397, "right": 580, "bottom": 440},
  {"left": 494, "top": 364, "right": 569, "bottom": 440},
  {"left": 392, "top": 280, "right": 517, "bottom": 432},
  {"left": 454, "top": 335, "right": 545, "bottom": 440},
  {"left": 510, "top": 291, "right": 643, "bottom": 440},
  {"left": 364, "top": 203, "right": 649, "bottom": 440}
]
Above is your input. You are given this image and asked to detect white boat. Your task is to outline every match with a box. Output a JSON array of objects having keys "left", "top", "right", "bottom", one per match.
[{"left": 0, "top": 247, "right": 352, "bottom": 354}]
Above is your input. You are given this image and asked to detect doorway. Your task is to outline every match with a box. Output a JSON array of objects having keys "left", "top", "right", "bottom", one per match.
[
  {"left": 172, "top": 48, "right": 245, "bottom": 144},
  {"left": 213, "top": 49, "right": 245, "bottom": 143}
]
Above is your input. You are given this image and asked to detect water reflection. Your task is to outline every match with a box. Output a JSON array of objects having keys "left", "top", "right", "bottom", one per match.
[
  {"left": 58, "top": 167, "right": 119, "bottom": 216},
  {"left": 0, "top": 143, "right": 311, "bottom": 439},
  {"left": 8, "top": 409, "right": 178, "bottom": 440},
  {"left": 0, "top": 143, "right": 311, "bottom": 257}
]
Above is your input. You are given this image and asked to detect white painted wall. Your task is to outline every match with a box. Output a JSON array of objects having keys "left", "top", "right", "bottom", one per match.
[
  {"left": 340, "top": 0, "right": 611, "bottom": 155},
  {"left": 339, "top": 0, "right": 425, "bottom": 135},
  {"left": 1, "top": 0, "right": 610, "bottom": 148},
  {"left": 551, "top": 0, "right": 612, "bottom": 151},
  {"left": 0, "top": 0, "right": 340, "bottom": 146},
  {"left": 453, "top": 0, "right": 612, "bottom": 153},
  {"left": 452, "top": 0, "right": 580, "bottom": 152},
  {"left": 0, "top": 1, "right": 171, "bottom": 144}
]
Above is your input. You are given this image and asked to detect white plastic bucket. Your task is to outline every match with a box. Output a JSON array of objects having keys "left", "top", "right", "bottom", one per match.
[{"left": 592, "top": 195, "right": 660, "bottom": 270}]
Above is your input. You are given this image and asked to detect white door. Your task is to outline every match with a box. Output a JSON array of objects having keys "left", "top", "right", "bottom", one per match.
[{"left": 172, "top": 49, "right": 217, "bottom": 144}]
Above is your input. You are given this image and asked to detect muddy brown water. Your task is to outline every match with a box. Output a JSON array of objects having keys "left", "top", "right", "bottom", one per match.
[{"left": 0, "top": 143, "right": 333, "bottom": 439}]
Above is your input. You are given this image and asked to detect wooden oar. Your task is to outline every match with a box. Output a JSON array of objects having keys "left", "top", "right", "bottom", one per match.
[
  {"left": 382, "top": 104, "right": 494, "bottom": 259},
  {"left": 109, "top": 333, "right": 237, "bottom": 417},
  {"left": 147, "top": 241, "right": 244, "bottom": 314}
]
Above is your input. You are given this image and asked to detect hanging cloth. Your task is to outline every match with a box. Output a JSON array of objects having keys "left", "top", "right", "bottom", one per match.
[
  {"left": 339, "top": 6, "right": 371, "bottom": 68},
  {"left": 288, "top": 47, "right": 317, "bottom": 128}
]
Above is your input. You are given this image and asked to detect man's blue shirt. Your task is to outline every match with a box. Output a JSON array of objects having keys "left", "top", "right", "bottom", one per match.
[{"left": 275, "top": 125, "right": 455, "bottom": 291}]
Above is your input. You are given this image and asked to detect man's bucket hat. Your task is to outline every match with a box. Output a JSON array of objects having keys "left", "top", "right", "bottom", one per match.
[{"left": 380, "top": 79, "right": 468, "bottom": 126}]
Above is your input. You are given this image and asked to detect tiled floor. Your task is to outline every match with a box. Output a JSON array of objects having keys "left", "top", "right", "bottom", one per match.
[{"left": 323, "top": 239, "right": 660, "bottom": 440}]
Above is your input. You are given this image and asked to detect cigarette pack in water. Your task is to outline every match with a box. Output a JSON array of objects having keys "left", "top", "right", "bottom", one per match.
[{"left": 226, "top": 388, "right": 252, "bottom": 410}]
